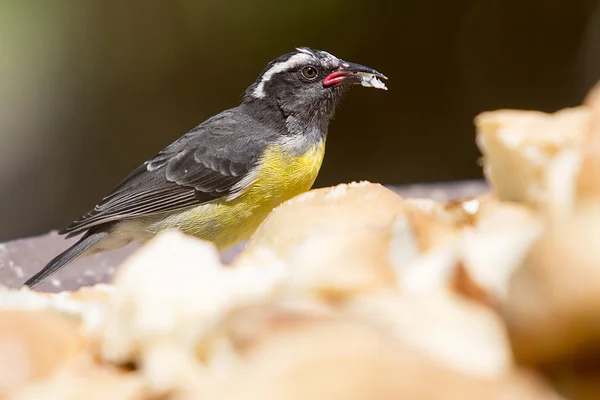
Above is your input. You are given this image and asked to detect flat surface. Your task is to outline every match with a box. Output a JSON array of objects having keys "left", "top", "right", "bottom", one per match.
[{"left": 0, "top": 180, "right": 489, "bottom": 292}]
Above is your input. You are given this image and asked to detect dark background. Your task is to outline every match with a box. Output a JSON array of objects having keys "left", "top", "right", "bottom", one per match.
[{"left": 1, "top": 0, "right": 599, "bottom": 241}]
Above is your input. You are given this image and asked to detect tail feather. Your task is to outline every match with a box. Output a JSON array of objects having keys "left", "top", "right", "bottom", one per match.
[{"left": 23, "top": 230, "right": 108, "bottom": 289}]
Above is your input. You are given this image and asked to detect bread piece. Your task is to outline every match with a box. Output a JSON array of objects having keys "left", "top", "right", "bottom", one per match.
[
  {"left": 99, "top": 229, "right": 284, "bottom": 395},
  {"left": 0, "top": 284, "right": 113, "bottom": 336},
  {"left": 10, "top": 360, "right": 146, "bottom": 400},
  {"left": 388, "top": 201, "right": 464, "bottom": 295},
  {"left": 579, "top": 82, "right": 600, "bottom": 199},
  {"left": 458, "top": 198, "right": 542, "bottom": 303},
  {"left": 345, "top": 292, "right": 512, "bottom": 378},
  {"left": 184, "top": 306, "right": 558, "bottom": 400},
  {"left": 503, "top": 203, "right": 600, "bottom": 366},
  {"left": 234, "top": 182, "right": 407, "bottom": 299},
  {"left": 203, "top": 313, "right": 492, "bottom": 400},
  {"left": 0, "top": 310, "right": 82, "bottom": 396},
  {"left": 58, "top": 284, "right": 114, "bottom": 303},
  {"left": 389, "top": 193, "right": 541, "bottom": 304},
  {"left": 236, "top": 181, "right": 501, "bottom": 300},
  {"left": 475, "top": 108, "right": 589, "bottom": 208}
]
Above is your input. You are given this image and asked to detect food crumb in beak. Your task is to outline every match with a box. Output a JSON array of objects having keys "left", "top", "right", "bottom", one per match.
[{"left": 360, "top": 75, "right": 388, "bottom": 90}]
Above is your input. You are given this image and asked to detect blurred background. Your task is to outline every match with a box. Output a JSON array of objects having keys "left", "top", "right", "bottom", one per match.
[{"left": 0, "top": 0, "right": 599, "bottom": 241}]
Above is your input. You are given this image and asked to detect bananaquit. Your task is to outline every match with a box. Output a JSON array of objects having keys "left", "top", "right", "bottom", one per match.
[{"left": 24, "top": 47, "right": 388, "bottom": 288}]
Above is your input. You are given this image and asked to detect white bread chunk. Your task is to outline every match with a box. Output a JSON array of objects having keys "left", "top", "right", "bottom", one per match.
[
  {"left": 344, "top": 292, "right": 513, "bottom": 378},
  {"left": 233, "top": 182, "right": 407, "bottom": 299},
  {"left": 475, "top": 108, "right": 589, "bottom": 208},
  {"left": 98, "top": 229, "right": 284, "bottom": 394},
  {"left": 503, "top": 203, "right": 600, "bottom": 366}
]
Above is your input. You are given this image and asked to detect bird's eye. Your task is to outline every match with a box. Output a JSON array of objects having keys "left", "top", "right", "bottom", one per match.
[{"left": 301, "top": 66, "right": 318, "bottom": 80}]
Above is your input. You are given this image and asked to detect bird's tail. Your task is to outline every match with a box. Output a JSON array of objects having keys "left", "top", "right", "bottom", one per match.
[{"left": 23, "top": 230, "right": 108, "bottom": 289}]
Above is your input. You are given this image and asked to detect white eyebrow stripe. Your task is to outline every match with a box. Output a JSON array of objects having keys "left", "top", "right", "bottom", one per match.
[{"left": 252, "top": 53, "right": 314, "bottom": 98}]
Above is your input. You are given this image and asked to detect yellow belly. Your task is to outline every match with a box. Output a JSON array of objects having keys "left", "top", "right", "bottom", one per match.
[{"left": 143, "top": 141, "right": 326, "bottom": 249}]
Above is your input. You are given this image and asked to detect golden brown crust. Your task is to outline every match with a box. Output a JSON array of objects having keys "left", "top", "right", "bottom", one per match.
[
  {"left": 233, "top": 182, "right": 405, "bottom": 297},
  {"left": 579, "top": 82, "right": 600, "bottom": 200},
  {"left": 0, "top": 310, "right": 82, "bottom": 396},
  {"left": 475, "top": 107, "right": 589, "bottom": 208}
]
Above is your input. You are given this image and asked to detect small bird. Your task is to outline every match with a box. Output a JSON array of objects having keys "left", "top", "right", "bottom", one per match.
[{"left": 23, "top": 47, "right": 387, "bottom": 288}]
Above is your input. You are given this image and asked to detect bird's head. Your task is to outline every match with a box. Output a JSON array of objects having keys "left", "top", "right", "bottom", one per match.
[{"left": 243, "top": 48, "right": 387, "bottom": 132}]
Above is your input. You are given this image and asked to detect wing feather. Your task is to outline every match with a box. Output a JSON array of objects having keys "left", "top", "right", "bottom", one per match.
[{"left": 60, "top": 108, "right": 273, "bottom": 235}]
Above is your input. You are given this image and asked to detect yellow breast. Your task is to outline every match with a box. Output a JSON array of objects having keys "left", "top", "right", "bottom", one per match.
[
  {"left": 171, "top": 140, "right": 326, "bottom": 248},
  {"left": 248, "top": 141, "right": 326, "bottom": 207}
]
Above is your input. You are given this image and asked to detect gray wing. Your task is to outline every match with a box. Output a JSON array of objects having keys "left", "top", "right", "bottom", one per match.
[{"left": 61, "top": 108, "right": 272, "bottom": 236}]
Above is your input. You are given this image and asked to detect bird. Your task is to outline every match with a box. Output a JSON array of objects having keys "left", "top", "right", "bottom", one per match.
[{"left": 23, "top": 47, "right": 388, "bottom": 288}]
